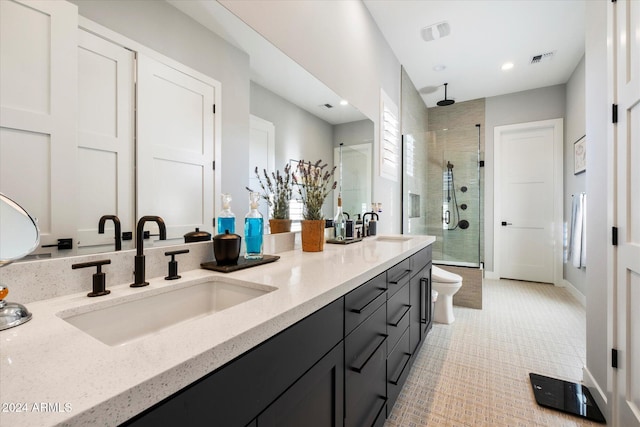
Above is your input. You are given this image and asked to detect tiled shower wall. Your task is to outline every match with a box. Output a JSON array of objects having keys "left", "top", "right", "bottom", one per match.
[{"left": 427, "top": 99, "right": 485, "bottom": 265}]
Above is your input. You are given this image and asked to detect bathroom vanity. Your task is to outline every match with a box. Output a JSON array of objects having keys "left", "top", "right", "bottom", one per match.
[{"left": 0, "top": 235, "right": 433, "bottom": 426}]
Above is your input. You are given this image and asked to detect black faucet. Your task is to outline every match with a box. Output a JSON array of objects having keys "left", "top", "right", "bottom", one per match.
[
  {"left": 131, "top": 216, "right": 167, "bottom": 287},
  {"left": 98, "top": 215, "right": 122, "bottom": 251}
]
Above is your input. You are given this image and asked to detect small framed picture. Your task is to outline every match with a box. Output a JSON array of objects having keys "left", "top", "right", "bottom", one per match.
[{"left": 574, "top": 136, "right": 586, "bottom": 175}]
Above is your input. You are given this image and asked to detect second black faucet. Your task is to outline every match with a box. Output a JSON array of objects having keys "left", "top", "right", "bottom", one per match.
[{"left": 131, "top": 216, "right": 167, "bottom": 288}]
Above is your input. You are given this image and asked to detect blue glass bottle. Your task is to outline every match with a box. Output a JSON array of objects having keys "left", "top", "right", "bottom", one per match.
[
  {"left": 217, "top": 193, "right": 235, "bottom": 234},
  {"left": 244, "top": 192, "right": 263, "bottom": 260}
]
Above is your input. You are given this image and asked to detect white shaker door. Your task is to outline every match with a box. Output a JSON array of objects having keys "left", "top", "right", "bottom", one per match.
[
  {"left": 137, "top": 54, "right": 215, "bottom": 243},
  {"left": 0, "top": 0, "right": 77, "bottom": 256},
  {"left": 76, "top": 29, "right": 134, "bottom": 252},
  {"left": 613, "top": 0, "right": 640, "bottom": 425}
]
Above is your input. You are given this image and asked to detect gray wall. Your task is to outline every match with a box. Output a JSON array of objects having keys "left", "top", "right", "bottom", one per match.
[
  {"left": 250, "top": 82, "right": 336, "bottom": 218},
  {"left": 484, "top": 85, "right": 567, "bottom": 272},
  {"left": 584, "top": 0, "right": 610, "bottom": 418},
  {"left": 250, "top": 82, "right": 334, "bottom": 173},
  {"left": 220, "top": 0, "right": 403, "bottom": 233},
  {"left": 564, "top": 56, "right": 587, "bottom": 294}
]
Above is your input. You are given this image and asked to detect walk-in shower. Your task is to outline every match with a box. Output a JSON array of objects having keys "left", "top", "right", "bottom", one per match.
[{"left": 404, "top": 122, "right": 483, "bottom": 268}]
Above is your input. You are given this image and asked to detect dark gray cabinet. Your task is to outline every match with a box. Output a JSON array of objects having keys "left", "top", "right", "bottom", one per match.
[
  {"left": 122, "top": 298, "right": 343, "bottom": 427},
  {"left": 123, "top": 245, "right": 432, "bottom": 427},
  {"left": 258, "top": 342, "right": 344, "bottom": 427},
  {"left": 345, "top": 302, "right": 387, "bottom": 427}
]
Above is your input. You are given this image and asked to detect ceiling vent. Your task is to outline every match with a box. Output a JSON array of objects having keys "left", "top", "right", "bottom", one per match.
[
  {"left": 531, "top": 51, "right": 556, "bottom": 64},
  {"left": 421, "top": 21, "right": 451, "bottom": 42},
  {"left": 320, "top": 103, "right": 334, "bottom": 109}
]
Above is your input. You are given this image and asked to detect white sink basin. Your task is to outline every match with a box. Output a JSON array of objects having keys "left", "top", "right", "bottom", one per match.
[
  {"left": 375, "top": 235, "right": 412, "bottom": 242},
  {"left": 59, "top": 279, "right": 276, "bottom": 346}
]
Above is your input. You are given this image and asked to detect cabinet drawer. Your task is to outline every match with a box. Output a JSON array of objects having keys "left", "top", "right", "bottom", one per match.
[
  {"left": 345, "top": 304, "right": 387, "bottom": 427},
  {"left": 345, "top": 271, "right": 387, "bottom": 335},
  {"left": 387, "top": 327, "right": 411, "bottom": 415},
  {"left": 411, "top": 245, "right": 432, "bottom": 275},
  {"left": 386, "top": 282, "right": 410, "bottom": 355},
  {"left": 387, "top": 257, "right": 412, "bottom": 298}
]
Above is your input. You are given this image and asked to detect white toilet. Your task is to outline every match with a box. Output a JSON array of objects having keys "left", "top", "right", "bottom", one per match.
[{"left": 431, "top": 266, "right": 463, "bottom": 324}]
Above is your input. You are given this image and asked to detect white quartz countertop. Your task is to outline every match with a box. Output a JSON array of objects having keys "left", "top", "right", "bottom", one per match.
[{"left": 0, "top": 235, "right": 434, "bottom": 426}]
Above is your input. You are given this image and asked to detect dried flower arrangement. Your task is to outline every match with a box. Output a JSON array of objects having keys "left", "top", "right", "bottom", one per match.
[
  {"left": 293, "top": 159, "right": 337, "bottom": 221},
  {"left": 247, "top": 163, "right": 293, "bottom": 220}
]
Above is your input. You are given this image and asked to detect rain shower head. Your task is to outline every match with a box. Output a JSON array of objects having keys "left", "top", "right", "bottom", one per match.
[{"left": 437, "top": 83, "right": 455, "bottom": 106}]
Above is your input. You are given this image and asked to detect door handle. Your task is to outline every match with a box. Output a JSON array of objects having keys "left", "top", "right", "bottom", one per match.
[{"left": 501, "top": 221, "right": 513, "bottom": 226}]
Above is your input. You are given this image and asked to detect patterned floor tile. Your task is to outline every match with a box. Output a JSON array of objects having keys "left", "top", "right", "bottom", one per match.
[{"left": 385, "top": 279, "right": 596, "bottom": 427}]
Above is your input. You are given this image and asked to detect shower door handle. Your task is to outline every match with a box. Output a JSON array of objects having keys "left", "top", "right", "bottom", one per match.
[
  {"left": 501, "top": 221, "right": 513, "bottom": 226},
  {"left": 444, "top": 210, "right": 450, "bottom": 224}
]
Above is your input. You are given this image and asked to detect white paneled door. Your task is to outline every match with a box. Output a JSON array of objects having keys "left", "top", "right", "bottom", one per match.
[
  {"left": 0, "top": 0, "right": 77, "bottom": 255},
  {"left": 137, "top": 54, "right": 215, "bottom": 242},
  {"left": 495, "top": 119, "right": 563, "bottom": 284},
  {"left": 76, "top": 29, "right": 134, "bottom": 251},
  {"left": 613, "top": 0, "right": 640, "bottom": 425}
]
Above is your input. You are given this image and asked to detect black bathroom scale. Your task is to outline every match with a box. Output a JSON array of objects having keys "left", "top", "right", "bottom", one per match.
[{"left": 529, "top": 373, "right": 606, "bottom": 423}]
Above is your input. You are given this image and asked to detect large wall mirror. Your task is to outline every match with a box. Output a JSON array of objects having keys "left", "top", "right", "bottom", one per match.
[{"left": 0, "top": 0, "right": 373, "bottom": 261}]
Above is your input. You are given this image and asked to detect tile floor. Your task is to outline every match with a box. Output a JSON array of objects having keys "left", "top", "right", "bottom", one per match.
[{"left": 386, "top": 278, "right": 601, "bottom": 426}]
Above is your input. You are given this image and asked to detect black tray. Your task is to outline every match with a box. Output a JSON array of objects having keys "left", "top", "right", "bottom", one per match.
[
  {"left": 326, "top": 237, "right": 363, "bottom": 245},
  {"left": 201, "top": 254, "right": 280, "bottom": 273}
]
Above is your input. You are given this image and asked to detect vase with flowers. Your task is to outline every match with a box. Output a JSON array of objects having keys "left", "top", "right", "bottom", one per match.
[
  {"left": 293, "top": 159, "right": 337, "bottom": 252},
  {"left": 247, "top": 163, "right": 293, "bottom": 234}
]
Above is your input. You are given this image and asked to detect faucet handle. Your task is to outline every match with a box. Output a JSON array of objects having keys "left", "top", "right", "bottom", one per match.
[
  {"left": 72, "top": 259, "right": 111, "bottom": 297},
  {"left": 164, "top": 249, "right": 189, "bottom": 280}
]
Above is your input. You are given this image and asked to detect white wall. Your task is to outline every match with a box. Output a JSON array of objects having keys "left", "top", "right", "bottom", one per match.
[
  {"left": 584, "top": 0, "right": 611, "bottom": 418},
  {"left": 220, "top": 0, "right": 403, "bottom": 233},
  {"left": 484, "top": 85, "right": 566, "bottom": 273},
  {"left": 564, "top": 56, "right": 587, "bottom": 295}
]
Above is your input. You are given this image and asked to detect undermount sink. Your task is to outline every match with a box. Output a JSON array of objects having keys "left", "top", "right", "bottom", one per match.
[
  {"left": 58, "top": 279, "right": 276, "bottom": 346},
  {"left": 375, "top": 235, "right": 412, "bottom": 242}
]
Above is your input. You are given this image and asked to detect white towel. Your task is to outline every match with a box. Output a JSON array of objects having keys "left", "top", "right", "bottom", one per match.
[{"left": 568, "top": 193, "right": 586, "bottom": 268}]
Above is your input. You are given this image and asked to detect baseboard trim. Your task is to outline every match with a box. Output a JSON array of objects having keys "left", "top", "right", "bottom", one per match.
[
  {"left": 560, "top": 279, "right": 586, "bottom": 307},
  {"left": 484, "top": 270, "right": 500, "bottom": 280},
  {"left": 583, "top": 366, "right": 609, "bottom": 419}
]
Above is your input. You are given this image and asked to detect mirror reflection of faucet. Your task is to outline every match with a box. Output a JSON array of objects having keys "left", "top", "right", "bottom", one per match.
[
  {"left": 131, "top": 216, "right": 167, "bottom": 288},
  {"left": 98, "top": 215, "right": 122, "bottom": 251},
  {"left": 362, "top": 212, "right": 379, "bottom": 237}
]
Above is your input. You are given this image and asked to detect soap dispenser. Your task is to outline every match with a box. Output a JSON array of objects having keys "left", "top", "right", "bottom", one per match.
[
  {"left": 244, "top": 192, "right": 264, "bottom": 260},
  {"left": 218, "top": 193, "right": 235, "bottom": 234}
]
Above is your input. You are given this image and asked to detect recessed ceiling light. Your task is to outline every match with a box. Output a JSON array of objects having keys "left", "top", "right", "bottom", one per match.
[
  {"left": 501, "top": 62, "right": 514, "bottom": 71},
  {"left": 433, "top": 64, "right": 446, "bottom": 72},
  {"left": 339, "top": 99, "right": 349, "bottom": 106}
]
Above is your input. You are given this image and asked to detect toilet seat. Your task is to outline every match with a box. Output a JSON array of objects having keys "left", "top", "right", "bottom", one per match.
[{"left": 432, "top": 265, "right": 462, "bottom": 283}]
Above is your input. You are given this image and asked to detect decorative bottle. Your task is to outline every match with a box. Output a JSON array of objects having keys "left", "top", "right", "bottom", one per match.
[
  {"left": 334, "top": 196, "right": 346, "bottom": 240},
  {"left": 244, "top": 192, "right": 264, "bottom": 260},
  {"left": 217, "top": 193, "right": 235, "bottom": 234}
]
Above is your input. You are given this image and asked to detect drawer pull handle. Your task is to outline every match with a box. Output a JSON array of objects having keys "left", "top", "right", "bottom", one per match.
[
  {"left": 351, "top": 334, "right": 387, "bottom": 373},
  {"left": 389, "top": 353, "right": 412, "bottom": 385},
  {"left": 372, "top": 396, "right": 387, "bottom": 425},
  {"left": 420, "top": 277, "right": 428, "bottom": 324},
  {"left": 389, "top": 269, "right": 412, "bottom": 284},
  {"left": 350, "top": 288, "right": 386, "bottom": 314},
  {"left": 388, "top": 304, "right": 411, "bottom": 327}
]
